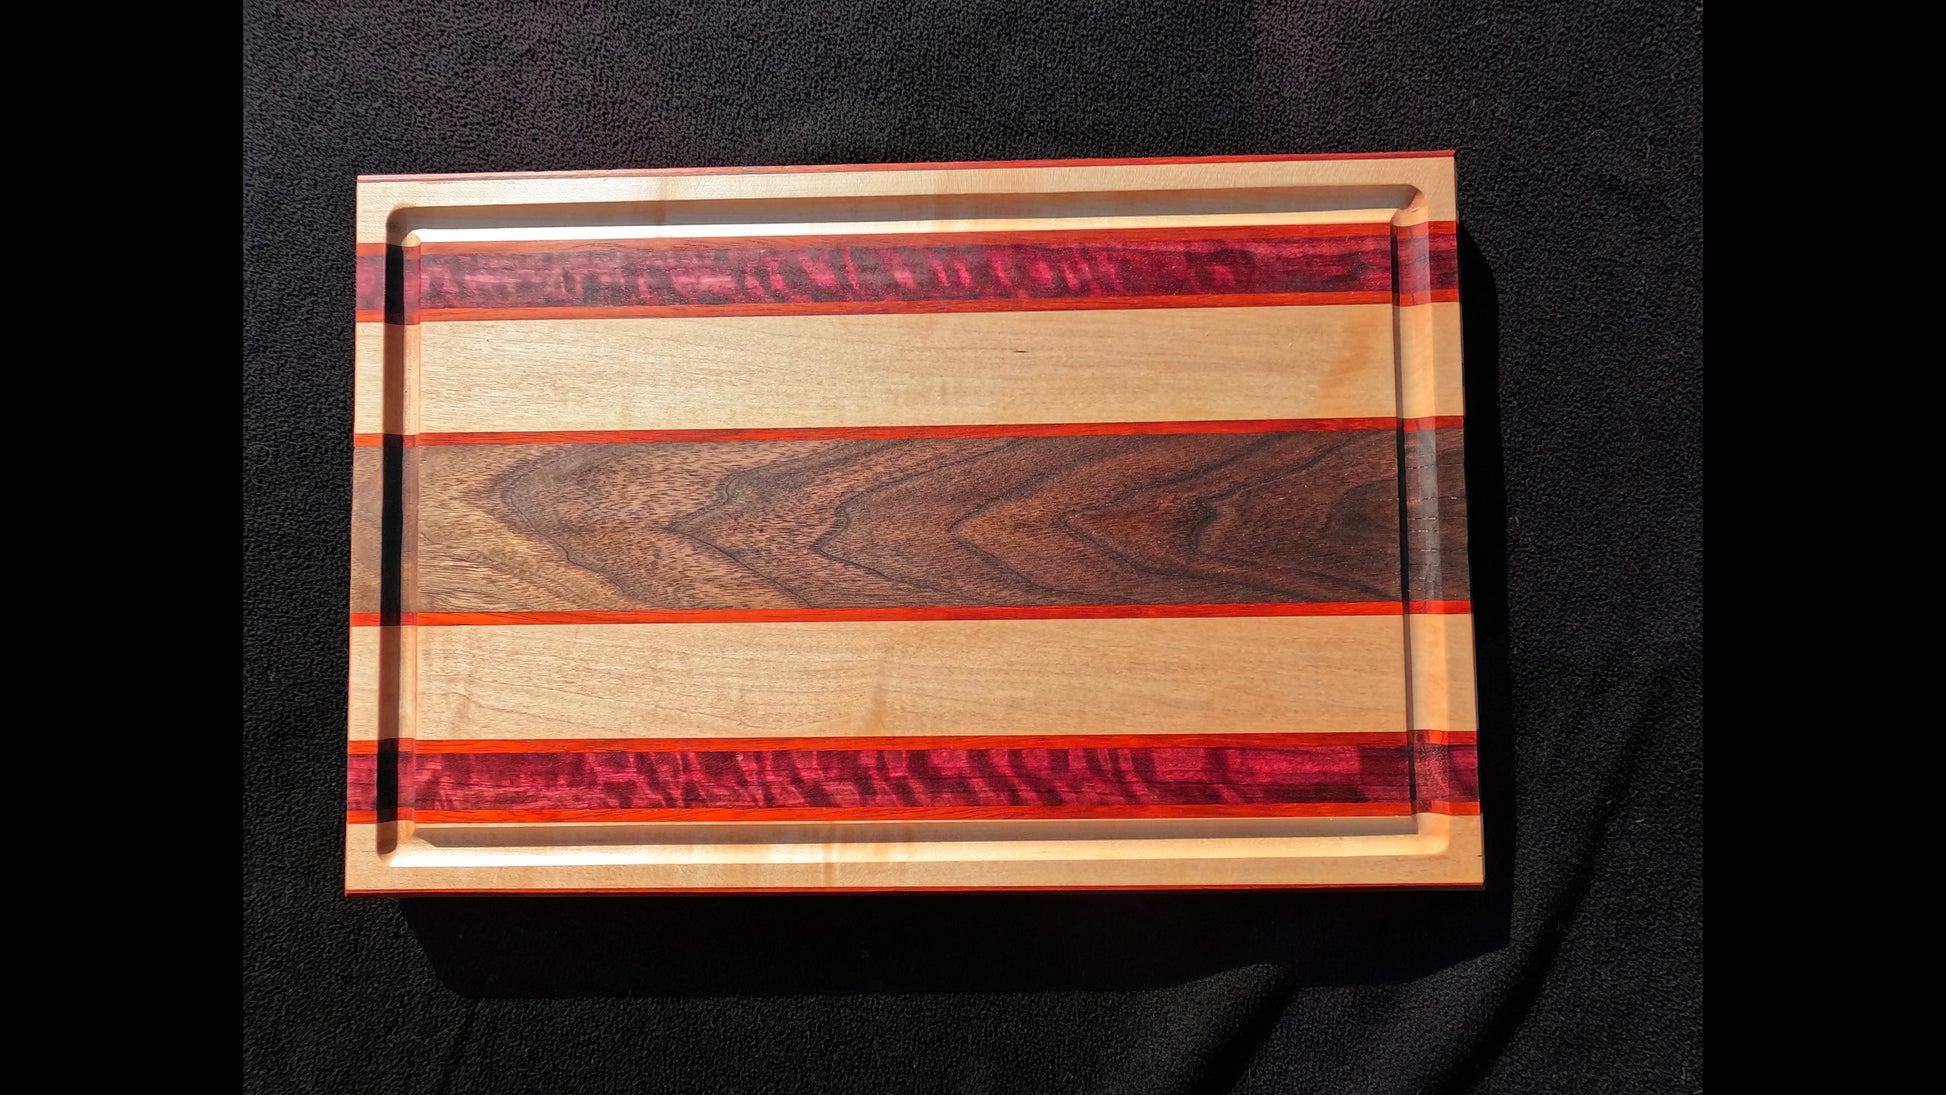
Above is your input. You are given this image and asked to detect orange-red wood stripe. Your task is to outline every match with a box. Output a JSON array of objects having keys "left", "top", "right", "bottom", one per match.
[
  {"left": 352, "top": 417, "right": 1462, "bottom": 448},
  {"left": 349, "top": 732, "right": 1409, "bottom": 755},
  {"left": 348, "top": 601, "right": 1470, "bottom": 627},
  {"left": 357, "top": 151, "right": 1457, "bottom": 185},
  {"left": 406, "top": 417, "right": 1398, "bottom": 446},
  {"left": 348, "top": 804, "right": 1484, "bottom": 827},
  {"left": 1400, "top": 416, "right": 1465, "bottom": 432},
  {"left": 394, "top": 803, "right": 1417, "bottom": 824},
  {"left": 347, "top": 884, "right": 1482, "bottom": 894},
  {"left": 346, "top": 804, "right": 1496, "bottom": 825}
]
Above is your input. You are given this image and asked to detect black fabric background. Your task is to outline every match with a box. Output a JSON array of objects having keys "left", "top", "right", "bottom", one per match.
[{"left": 242, "top": 2, "right": 1702, "bottom": 1091}]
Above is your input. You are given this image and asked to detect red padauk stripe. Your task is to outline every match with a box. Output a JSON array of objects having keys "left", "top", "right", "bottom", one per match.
[
  {"left": 352, "top": 731, "right": 1407, "bottom": 755},
  {"left": 347, "top": 803, "right": 1484, "bottom": 825},
  {"left": 395, "top": 803, "right": 1414, "bottom": 823},
  {"left": 352, "top": 416, "right": 1462, "bottom": 448},
  {"left": 349, "top": 601, "right": 1471, "bottom": 627},
  {"left": 353, "top": 418, "right": 1460, "bottom": 448},
  {"left": 412, "top": 417, "right": 1398, "bottom": 446},
  {"left": 1401, "top": 416, "right": 1465, "bottom": 432},
  {"left": 347, "top": 883, "right": 1482, "bottom": 894},
  {"left": 357, "top": 151, "right": 1456, "bottom": 184}
]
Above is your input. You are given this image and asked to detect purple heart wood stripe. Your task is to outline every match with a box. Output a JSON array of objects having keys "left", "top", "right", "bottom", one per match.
[
  {"left": 355, "top": 222, "right": 1458, "bottom": 323},
  {"left": 346, "top": 732, "right": 1479, "bottom": 823}
]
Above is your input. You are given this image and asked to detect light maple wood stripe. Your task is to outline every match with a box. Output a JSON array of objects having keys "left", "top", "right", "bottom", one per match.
[
  {"left": 415, "top": 221, "right": 1395, "bottom": 252},
  {"left": 346, "top": 625, "right": 418, "bottom": 743},
  {"left": 353, "top": 322, "right": 385, "bottom": 436},
  {"left": 352, "top": 323, "right": 422, "bottom": 436},
  {"left": 347, "top": 625, "right": 382, "bottom": 742},
  {"left": 356, "top": 156, "right": 1459, "bottom": 243},
  {"left": 405, "top": 305, "right": 1432, "bottom": 434},
  {"left": 343, "top": 813, "right": 1481, "bottom": 892},
  {"left": 1398, "top": 302, "right": 1464, "bottom": 421},
  {"left": 1408, "top": 612, "right": 1478, "bottom": 733},
  {"left": 381, "top": 615, "right": 1407, "bottom": 743}
]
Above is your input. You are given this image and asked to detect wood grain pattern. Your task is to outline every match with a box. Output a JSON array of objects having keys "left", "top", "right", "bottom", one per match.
[
  {"left": 371, "top": 615, "right": 1409, "bottom": 742},
  {"left": 395, "top": 306, "right": 1431, "bottom": 435},
  {"left": 350, "top": 732, "right": 1476, "bottom": 825},
  {"left": 1405, "top": 426, "right": 1469, "bottom": 602},
  {"left": 387, "top": 429, "right": 1400, "bottom": 614},
  {"left": 348, "top": 153, "right": 1480, "bottom": 893},
  {"left": 345, "top": 814, "right": 1482, "bottom": 893},
  {"left": 351, "top": 603, "right": 1452, "bottom": 627},
  {"left": 1408, "top": 612, "right": 1478, "bottom": 733},
  {"left": 398, "top": 417, "right": 1399, "bottom": 445},
  {"left": 360, "top": 151, "right": 1457, "bottom": 185},
  {"left": 352, "top": 155, "right": 1461, "bottom": 243},
  {"left": 353, "top": 225, "right": 1458, "bottom": 323},
  {"left": 387, "top": 739, "right": 1409, "bottom": 817},
  {"left": 1411, "top": 729, "right": 1480, "bottom": 814},
  {"left": 1392, "top": 221, "right": 1460, "bottom": 306}
]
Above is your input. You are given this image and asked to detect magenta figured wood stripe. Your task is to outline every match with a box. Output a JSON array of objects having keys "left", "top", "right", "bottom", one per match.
[
  {"left": 346, "top": 751, "right": 378, "bottom": 813},
  {"left": 1392, "top": 222, "right": 1460, "bottom": 306},
  {"left": 355, "top": 243, "right": 385, "bottom": 316},
  {"left": 347, "top": 740, "right": 413, "bottom": 822},
  {"left": 347, "top": 736, "right": 1484, "bottom": 821},
  {"left": 352, "top": 224, "right": 1461, "bottom": 322},
  {"left": 348, "top": 737, "right": 1421, "bottom": 821},
  {"left": 1411, "top": 729, "right": 1479, "bottom": 813}
]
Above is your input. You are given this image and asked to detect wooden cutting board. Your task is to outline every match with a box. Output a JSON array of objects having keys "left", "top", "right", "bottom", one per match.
[{"left": 346, "top": 153, "right": 1479, "bottom": 893}]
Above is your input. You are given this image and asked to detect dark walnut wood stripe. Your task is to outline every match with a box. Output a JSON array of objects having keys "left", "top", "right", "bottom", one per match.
[
  {"left": 350, "top": 438, "right": 420, "bottom": 620},
  {"left": 350, "top": 738, "right": 1412, "bottom": 820},
  {"left": 1410, "top": 729, "right": 1479, "bottom": 814},
  {"left": 374, "top": 429, "right": 1406, "bottom": 614},
  {"left": 351, "top": 224, "right": 1461, "bottom": 322},
  {"left": 1403, "top": 426, "right": 1469, "bottom": 602}
]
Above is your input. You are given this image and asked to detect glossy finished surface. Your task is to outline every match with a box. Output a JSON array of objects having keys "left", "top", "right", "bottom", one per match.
[{"left": 348, "top": 152, "right": 1479, "bottom": 893}]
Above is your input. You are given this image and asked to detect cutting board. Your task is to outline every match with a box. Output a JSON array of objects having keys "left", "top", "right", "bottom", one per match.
[{"left": 347, "top": 152, "right": 1479, "bottom": 893}]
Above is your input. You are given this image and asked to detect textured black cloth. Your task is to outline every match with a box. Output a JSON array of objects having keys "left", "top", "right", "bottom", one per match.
[{"left": 243, "top": 2, "right": 1701, "bottom": 1091}]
